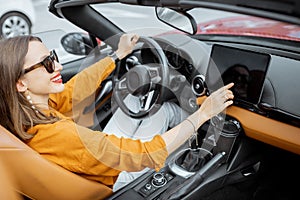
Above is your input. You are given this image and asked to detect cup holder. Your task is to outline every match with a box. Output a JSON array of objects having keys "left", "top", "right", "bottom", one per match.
[{"left": 168, "top": 148, "right": 213, "bottom": 178}]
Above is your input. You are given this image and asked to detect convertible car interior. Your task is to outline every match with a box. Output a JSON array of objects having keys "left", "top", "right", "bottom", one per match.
[{"left": 1, "top": 0, "right": 300, "bottom": 199}]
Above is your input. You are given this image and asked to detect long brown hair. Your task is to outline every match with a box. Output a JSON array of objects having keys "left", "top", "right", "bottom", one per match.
[{"left": 0, "top": 36, "right": 59, "bottom": 140}]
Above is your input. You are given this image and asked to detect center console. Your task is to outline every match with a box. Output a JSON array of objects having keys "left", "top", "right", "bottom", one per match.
[{"left": 106, "top": 115, "right": 261, "bottom": 200}]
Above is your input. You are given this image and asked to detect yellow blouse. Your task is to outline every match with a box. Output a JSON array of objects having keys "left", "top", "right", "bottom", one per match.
[{"left": 26, "top": 57, "right": 168, "bottom": 188}]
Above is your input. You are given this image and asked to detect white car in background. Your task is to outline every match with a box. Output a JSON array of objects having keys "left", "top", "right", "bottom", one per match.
[{"left": 0, "top": 0, "right": 36, "bottom": 38}]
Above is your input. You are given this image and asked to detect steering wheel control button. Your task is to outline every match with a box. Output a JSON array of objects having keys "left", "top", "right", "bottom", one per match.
[
  {"left": 189, "top": 98, "right": 198, "bottom": 109},
  {"left": 149, "top": 69, "right": 158, "bottom": 77}
]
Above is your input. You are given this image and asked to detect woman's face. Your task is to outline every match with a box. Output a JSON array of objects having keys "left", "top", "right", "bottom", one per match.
[{"left": 22, "top": 40, "right": 64, "bottom": 97}]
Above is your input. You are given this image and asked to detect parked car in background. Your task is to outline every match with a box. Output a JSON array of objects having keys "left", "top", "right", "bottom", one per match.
[{"left": 0, "top": 0, "right": 35, "bottom": 38}]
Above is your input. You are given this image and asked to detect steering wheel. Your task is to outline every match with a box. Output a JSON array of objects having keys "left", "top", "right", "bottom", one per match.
[{"left": 112, "top": 36, "right": 169, "bottom": 119}]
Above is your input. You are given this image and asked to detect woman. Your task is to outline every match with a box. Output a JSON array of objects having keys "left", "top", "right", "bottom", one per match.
[{"left": 0, "top": 34, "right": 233, "bottom": 191}]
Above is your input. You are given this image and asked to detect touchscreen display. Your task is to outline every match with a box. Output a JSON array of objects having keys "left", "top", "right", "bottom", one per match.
[{"left": 206, "top": 44, "right": 270, "bottom": 105}]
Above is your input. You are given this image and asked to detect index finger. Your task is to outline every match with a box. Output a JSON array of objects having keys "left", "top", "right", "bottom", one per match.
[
  {"left": 215, "top": 82, "right": 234, "bottom": 94},
  {"left": 224, "top": 82, "right": 234, "bottom": 89}
]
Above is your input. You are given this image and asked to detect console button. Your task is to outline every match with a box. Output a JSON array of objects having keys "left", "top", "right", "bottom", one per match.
[
  {"left": 164, "top": 173, "right": 174, "bottom": 181},
  {"left": 140, "top": 183, "right": 156, "bottom": 197},
  {"left": 145, "top": 183, "right": 152, "bottom": 190}
]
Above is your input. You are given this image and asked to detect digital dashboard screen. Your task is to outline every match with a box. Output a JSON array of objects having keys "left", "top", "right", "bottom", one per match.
[{"left": 206, "top": 44, "right": 270, "bottom": 105}]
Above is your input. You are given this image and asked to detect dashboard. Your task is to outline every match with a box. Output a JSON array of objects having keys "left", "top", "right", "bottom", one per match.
[{"left": 127, "top": 33, "right": 300, "bottom": 154}]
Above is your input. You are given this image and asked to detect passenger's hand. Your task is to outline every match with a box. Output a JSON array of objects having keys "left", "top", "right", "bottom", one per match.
[
  {"left": 197, "top": 83, "right": 234, "bottom": 122},
  {"left": 115, "top": 33, "right": 139, "bottom": 60}
]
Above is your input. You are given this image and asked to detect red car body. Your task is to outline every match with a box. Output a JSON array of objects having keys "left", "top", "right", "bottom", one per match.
[{"left": 196, "top": 15, "right": 300, "bottom": 42}]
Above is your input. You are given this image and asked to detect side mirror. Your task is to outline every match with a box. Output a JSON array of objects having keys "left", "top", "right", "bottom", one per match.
[
  {"left": 155, "top": 7, "right": 197, "bottom": 35},
  {"left": 61, "top": 32, "right": 97, "bottom": 55}
]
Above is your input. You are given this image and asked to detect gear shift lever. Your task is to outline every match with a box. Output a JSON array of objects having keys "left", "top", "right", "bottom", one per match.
[
  {"left": 179, "top": 129, "right": 212, "bottom": 172},
  {"left": 178, "top": 148, "right": 212, "bottom": 172},
  {"left": 161, "top": 152, "right": 225, "bottom": 200},
  {"left": 168, "top": 147, "right": 213, "bottom": 179}
]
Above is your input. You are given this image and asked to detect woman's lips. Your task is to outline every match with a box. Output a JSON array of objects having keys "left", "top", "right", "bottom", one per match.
[{"left": 51, "top": 73, "right": 63, "bottom": 84}]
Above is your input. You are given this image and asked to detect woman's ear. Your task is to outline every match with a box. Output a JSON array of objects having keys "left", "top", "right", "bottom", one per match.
[{"left": 16, "top": 80, "right": 27, "bottom": 92}]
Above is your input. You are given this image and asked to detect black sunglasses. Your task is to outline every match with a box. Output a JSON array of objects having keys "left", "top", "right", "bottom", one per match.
[{"left": 24, "top": 50, "right": 59, "bottom": 74}]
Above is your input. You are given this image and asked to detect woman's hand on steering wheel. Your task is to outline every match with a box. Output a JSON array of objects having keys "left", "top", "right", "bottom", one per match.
[{"left": 115, "top": 33, "right": 139, "bottom": 60}]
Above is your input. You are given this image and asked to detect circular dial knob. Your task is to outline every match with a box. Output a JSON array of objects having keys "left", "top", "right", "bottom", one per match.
[{"left": 151, "top": 172, "right": 167, "bottom": 187}]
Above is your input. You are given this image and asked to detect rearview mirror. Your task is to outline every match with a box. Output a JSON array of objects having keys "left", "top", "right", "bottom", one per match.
[{"left": 155, "top": 7, "right": 197, "bottom": 35}]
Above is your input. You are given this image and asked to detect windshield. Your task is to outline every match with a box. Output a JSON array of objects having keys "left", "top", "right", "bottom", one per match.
[
  {"left": 91, "top": 3, "right": 173, "bottom": 36},
  {"left": 91, "top": 3, "right": 300, "bottom": 42}
]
